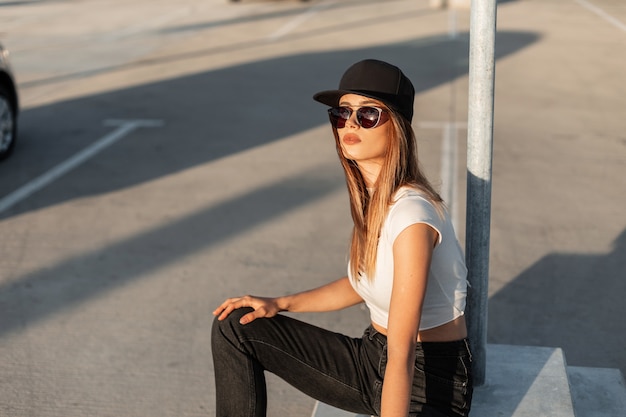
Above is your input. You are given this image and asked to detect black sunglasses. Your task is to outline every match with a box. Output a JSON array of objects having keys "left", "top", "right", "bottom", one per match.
[{"left": 328, "top": 106, "right": 389, "bottom": 129}]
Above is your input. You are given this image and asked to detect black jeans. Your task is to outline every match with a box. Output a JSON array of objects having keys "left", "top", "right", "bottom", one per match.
[{"left": 211, "top": 308, "right": 473, "bottom": 417}]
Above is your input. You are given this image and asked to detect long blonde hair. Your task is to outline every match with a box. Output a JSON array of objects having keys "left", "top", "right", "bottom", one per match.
[{"left": 332, "top": 105, "right": 443, "bottom": 280}]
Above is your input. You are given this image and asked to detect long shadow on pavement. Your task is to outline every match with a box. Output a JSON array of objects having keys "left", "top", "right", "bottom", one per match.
[
  {"left": 0, "top": 163, "right": 342, "bottom": 338},
  {"left": 488, "top": 228, "right": 626, "bottom": 377}
]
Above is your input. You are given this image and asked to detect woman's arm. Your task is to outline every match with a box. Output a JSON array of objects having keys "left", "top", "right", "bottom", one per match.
[
  {"left": 213, "top": 276, "right": 363, "bottom": 324},
  {"left": 381, "top": 222, "right": 437, "bottom": 417}
]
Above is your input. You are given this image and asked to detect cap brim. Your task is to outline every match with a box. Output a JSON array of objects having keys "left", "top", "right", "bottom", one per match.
[
  {"left": 312, "top": 90, "right": 348, "bottom": 107},
  {"left": 313, "top": 89, "right": 394, "bottom": 108}
]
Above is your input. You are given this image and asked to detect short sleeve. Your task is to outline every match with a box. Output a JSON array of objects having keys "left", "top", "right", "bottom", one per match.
[{"left": 386, "top": 194, "right": 443, "bottom": 245}]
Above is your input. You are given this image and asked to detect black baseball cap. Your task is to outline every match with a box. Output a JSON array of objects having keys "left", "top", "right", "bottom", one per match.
[{"left": 313, "top": 59, "right": 415, "bottom": 122}]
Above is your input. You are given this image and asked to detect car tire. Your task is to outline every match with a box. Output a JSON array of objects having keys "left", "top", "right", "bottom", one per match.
[{"left": 0, "top": 82, "right": 17, "bottom": 161}]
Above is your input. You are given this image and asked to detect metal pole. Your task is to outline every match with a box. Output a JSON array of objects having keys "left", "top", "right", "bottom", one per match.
[{"left": 465, "top": 0, "right": 497, "bottom": 387}]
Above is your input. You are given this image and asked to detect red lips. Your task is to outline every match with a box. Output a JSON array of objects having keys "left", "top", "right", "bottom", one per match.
[{"left": 342, "top": 134, "right": 361, "bottom": 145}]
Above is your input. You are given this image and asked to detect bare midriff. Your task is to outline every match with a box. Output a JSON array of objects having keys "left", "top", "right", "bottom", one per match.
[{"left": 371, "top": 315, "right": 468, "bottom": 342}]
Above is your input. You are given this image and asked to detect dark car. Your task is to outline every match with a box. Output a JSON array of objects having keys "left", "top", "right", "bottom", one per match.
[{"left": 0, "top": 43, "right": 19, "bottom": 161}]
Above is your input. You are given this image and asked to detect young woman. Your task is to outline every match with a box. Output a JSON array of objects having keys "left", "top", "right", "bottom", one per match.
[{"left": 211, "top": 59, "right": 473, "bottom": 417}]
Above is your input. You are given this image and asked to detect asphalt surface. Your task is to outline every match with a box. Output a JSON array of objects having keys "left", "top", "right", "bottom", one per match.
[{"left": 0, "top": 0, "right": 625, "bottom": 416}]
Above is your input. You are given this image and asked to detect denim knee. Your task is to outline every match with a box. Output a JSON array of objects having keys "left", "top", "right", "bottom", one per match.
[{"left": 211, "top": 307, "right": 254, "bottom": 346}]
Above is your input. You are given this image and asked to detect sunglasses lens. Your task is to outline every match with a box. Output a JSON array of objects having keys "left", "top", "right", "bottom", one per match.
[
  {"left": 329, "top": 107, "right": 351, "bottom": 128},
  {"left": 328, "top": 106, "right": 384, "bottom": 129},
  {"left": 356, "top": 107, "right": 382, "bottom": 129}
]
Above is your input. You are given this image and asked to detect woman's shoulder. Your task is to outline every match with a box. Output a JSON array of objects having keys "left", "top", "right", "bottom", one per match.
[
  {"left": 392, "top": 185, "right": 436, "bottom": 207},
  {"left": 391, "top": 184, "right": 450, "bottom": 223},
  {"left": 385, "top": 186, "right": 445, "bottom": 238},
  {"left": 390, "top": 189, "right": 438, "bottom": 218}
]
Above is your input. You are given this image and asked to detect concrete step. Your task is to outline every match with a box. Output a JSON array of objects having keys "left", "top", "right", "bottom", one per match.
[
  {"left": 468, "top": 344, "right": 575, "bottom": 416},
  {"left": 567, "top": 366, "right": 626, "bottom": 417},
  {"left": 312, "top": 402, "right": 368, "bottom": 417}
]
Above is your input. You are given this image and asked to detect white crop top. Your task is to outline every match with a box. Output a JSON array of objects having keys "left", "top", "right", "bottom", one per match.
[{"left": 348, "top": 187, "right": 468, "bottom": 330}]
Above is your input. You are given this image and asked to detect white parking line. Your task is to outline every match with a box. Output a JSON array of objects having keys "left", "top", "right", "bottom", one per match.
[
  {"left": 575, "top": 0, "right": 626, "bottom": 32},
  {"left": 0, "top": 119, "right": 164, "bottom": 215},
  {"left": 418, "top": 121, "right": 467, "bottom": 232},
  {"left": 267, "top": 0, "right": 337, "bottom": 41},
  {"left": 441, "top": 122, "right": 460, "bottom": 230}
]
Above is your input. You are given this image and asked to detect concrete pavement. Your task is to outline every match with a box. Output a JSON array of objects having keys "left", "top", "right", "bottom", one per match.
[{"left": 0, "top": 0, "right": 625, "bottom": 415}]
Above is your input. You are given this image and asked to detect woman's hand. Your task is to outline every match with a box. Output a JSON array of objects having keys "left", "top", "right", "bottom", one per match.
[
  {"left": 213, "top": 295, "right": 282, "bottom": 325},
  {"left": 213, "top": 277, "right": 362, "bottom": 325}
]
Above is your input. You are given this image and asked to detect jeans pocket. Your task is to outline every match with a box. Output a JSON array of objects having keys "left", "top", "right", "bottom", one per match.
[{"left": 413, "top": 354, "right": 472, "bottom": 416}]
